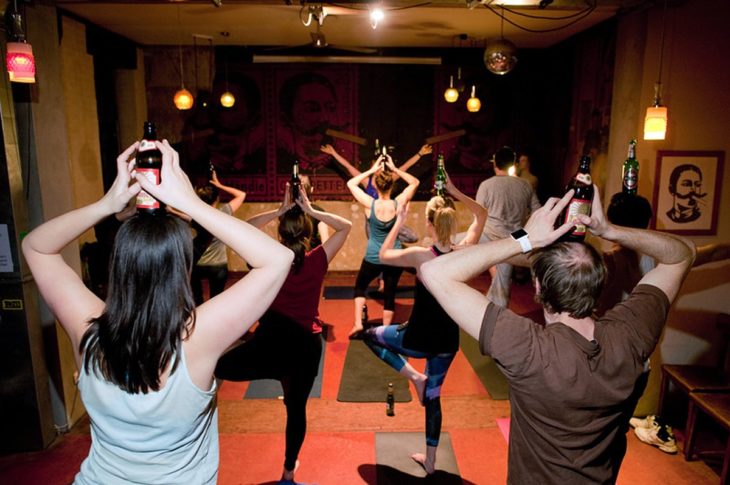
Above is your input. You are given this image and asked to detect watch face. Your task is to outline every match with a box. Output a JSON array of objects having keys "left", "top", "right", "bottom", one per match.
[{"left": 512, "top": 229, "right": 527, "bottom": 239}]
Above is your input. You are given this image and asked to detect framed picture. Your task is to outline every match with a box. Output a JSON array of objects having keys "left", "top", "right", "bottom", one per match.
[{"left": 652, "top": 150, "right": 725, "bottom": 235}]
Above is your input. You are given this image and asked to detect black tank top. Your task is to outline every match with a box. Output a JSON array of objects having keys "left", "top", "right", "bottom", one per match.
[{"left": 402, "top": 246, "right": 460, "bottom": 354}]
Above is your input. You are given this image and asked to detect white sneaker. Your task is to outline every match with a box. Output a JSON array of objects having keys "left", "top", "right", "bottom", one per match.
[
  {"left": 629, "top": 415, "right": 659, "bottom": 429},
  {"left": 634, "top": 423, "right": 678, "bottom": 454}
]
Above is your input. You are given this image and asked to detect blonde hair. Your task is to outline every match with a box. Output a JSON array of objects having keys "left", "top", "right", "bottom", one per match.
[{"left": 426, "top": 196, "right": 456, "bottom": 246}]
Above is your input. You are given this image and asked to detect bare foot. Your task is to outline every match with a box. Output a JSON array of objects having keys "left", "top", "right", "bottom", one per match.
[
  {"left": 281, "top": 460, "right": 300, "bottom": 481},
  {"left": 411, "top": 453, "right": 435, "bottom": 474},
  {"left": 348, "top": 325, "right": 364, "bottom": 339},
  {"left": 412, "top": 374, "right": 427, "bottom": 406}
]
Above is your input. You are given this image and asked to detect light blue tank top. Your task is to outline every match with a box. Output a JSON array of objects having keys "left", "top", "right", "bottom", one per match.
[
  {"left": 365, "top": 199, "right": 402, "bottom": 264},
  {"left": 75, "top": 346, "right": 219, "bottom": 485}
]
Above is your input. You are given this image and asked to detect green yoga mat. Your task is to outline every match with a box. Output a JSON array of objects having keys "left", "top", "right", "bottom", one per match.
[
  {"left": 459, "top": 328, "right": 510, "bottom": 400},
  {"left": 337, "top": 340, "right": 412, "bottom": 403},
  {"left": 375, "top": 432, "right": 462, "bottom": 484}
]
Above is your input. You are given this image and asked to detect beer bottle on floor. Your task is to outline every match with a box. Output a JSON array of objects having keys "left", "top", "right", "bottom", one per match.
[
  {"left": 361, "top": 303, "right": 368, "bottom": 326},
  {"left": 556, "top": 155, "right": 594, "bottom": 242},
  {"left": 622, "top": 139, "right": 639, "bottom": 196},
  {"left": 386, "top": 382, "right": 395, "bottom": 416},
  {"left": 434, "top": 154, "right": 446, "bottom": 197},
  {"left": 135, "top": 121, "right": 165, "bottom": 215}
]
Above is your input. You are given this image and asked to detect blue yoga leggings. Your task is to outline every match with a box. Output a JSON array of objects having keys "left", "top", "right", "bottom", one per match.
[{"left": 364, "top": 324, "right": 455, "bottom": 446}]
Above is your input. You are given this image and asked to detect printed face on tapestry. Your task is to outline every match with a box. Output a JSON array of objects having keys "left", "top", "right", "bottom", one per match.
[
  {"left": 437, "top": 80, "right": 511, "bottom": 174},
  {"left": 666, "top": 163, "right": 706, "bottom": 223},
  {"left": 182, "top": 71, "right": 266, "bottom": 175},
  {"left": 278, "top": 70, "right": 352, "bottom": 172}
]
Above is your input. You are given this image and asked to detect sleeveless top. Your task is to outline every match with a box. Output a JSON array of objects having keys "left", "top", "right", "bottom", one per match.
[
  {"left": 75, "top": 346, "right": 219, "bottom": 485},
  {"left": 364, "top": 199, "right": 402, "bottom": 264},
  {"left": 402, "top": 246, "right": 460, "bottom": 353}
]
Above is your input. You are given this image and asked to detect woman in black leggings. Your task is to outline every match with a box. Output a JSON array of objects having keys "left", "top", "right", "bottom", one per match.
[
  {"left": 215, "top": 187, "right": 351, "bottom": 483},
  {"left": 364, "top": 173, "right": 486, "bottom": 474},
  {"left": 346, "top": 154, "right": 420, "bottom": 338}
]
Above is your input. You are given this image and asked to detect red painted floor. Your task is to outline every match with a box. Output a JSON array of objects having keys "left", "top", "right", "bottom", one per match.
[{"left": 0, "top": 272, "right": 722, "bottom": 484}]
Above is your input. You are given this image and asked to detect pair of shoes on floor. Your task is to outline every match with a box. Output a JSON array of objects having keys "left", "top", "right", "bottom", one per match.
[{"left": 630, "top": 415, "right": 678, "bottom": 454}]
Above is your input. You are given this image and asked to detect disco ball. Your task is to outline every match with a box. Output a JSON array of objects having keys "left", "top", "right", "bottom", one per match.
[{"left": 484, "top": 39, "right": 518, "bottom": 75}]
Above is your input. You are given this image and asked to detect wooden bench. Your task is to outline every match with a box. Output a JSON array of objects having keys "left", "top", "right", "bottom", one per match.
[{"left": 684, "top": 392, "right": 730, "bottom": 484}]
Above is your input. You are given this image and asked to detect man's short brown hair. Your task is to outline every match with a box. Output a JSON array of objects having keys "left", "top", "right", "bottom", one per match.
[{"left": 530, "top": 242, "right": 606, "bottom": 318}]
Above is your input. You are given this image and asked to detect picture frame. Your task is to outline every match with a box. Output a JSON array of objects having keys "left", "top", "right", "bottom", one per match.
[{"left": 652, "top": 150, "right": 725, "bottom": 235}]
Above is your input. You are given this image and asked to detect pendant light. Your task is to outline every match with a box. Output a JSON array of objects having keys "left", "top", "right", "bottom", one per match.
[
  {"left": 6, "top": 2, "right": 35, "bottom": 83},
  {"left": 643, "top": 0, "right": 668, "bottom": 140},
  {"left": 484, "top": 5, "right": 518, "bottom": 76},
  {"left": 220, "top": 51, "right": 235, "bottom": 108},
  {"left": 444, "top": 75, "right": 459, "bottom": 103},
  {"left": 173, "top": 7, "right": 193, "bottom": 110},
  {"left": 466, "top": 85, "right": 481, "bottom": 113}
]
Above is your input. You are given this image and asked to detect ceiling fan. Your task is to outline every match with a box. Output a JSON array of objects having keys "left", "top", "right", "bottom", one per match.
[{"left": 264, "top": 3, "right": 377, "bottom": 55}]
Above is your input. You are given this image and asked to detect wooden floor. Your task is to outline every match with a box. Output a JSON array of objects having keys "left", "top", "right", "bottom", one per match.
[{"left": 0, "top": 272, "right": 723, "bottom": 484}]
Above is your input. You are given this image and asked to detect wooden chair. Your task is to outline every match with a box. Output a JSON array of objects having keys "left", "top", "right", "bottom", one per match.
[
  {"left": 658, "top": 313, "right": 730, "bottom": 418},
  {"left": 684, "top": 392, "right": 730, "bottom": 484}
]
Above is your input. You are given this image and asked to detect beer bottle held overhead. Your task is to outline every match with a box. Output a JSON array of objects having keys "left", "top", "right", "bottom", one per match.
[
  {"left": 557, "top": 155, "right": 594, "bottom": 242},
  {"left": 434, "top": 154, "right": 447, "bottom": 197},
  {"left": 290, "top": 160, "right": 303, "bottom": 214},
  {"left": 374, "top": 138, "right": 381, "bottom": 159},
  {"left": 135, "top": 121, "right": 165, "bottom": 215},
  {"left": 622, "top": 139, "right": 639, "bottom": 196}
]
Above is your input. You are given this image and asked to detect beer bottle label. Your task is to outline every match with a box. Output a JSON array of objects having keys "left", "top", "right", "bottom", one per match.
[
  {"left": 563, "top": 198, "right": 591, "bottom": 236},
  {"left": 623, "top": 168, "right": 638, "bottom": 190},
  {"left": 139, "top": 139, "right": 156, "bottom": 152},
  {"left": 136, "top": 168, "right": 161, "bottom": 209},
  {"left": 575, "top": 173, "right": 592, "bottom": 185}
]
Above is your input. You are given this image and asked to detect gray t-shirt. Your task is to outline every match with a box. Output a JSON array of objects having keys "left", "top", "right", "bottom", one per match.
[
  {"left": 475, "top": 175, "right": 540, "bottom": 239},
  {"left": 196, "top": 203, "right": 233, "bottom": 267}
]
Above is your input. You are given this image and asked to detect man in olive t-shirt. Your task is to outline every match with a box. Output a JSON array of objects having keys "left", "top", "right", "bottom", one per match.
[{"left": 420, "top": 187, "right": 695, "bottom": 484}]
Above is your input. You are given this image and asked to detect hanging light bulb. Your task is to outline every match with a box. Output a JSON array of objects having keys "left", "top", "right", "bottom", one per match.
[
  {"left": 220, "top": 50, "right": 235, "bottom": 108},
  {"left": 444, "top": 75, "right": 459, "bottom": 103},
  {"left": 643, "top": 0, "right": 669, "bottom": 140},
  {"left": 220, "top": 90, "right": 235, "bottom": 108},
  {"left": 6, "top": 10, "right": 35, "bottom": 83},
  {"left": 173, "top": 7, "right": 193, "bottom": 110},
  {"left": 466, "top": 85, "right": 481, "bottom": 113},
  {"left": 174, "top": 88, "right": 194, "bottom": 110},
  {"left": 484, "top": 6, "right": 518, "bottom": 76}
]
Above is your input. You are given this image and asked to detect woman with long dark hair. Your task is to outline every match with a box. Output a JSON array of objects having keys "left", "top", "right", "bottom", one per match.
[
  {"left": 22, "top": 141, "right": 293, "bottom": 484},
  {"left": 215, "top": 187, "right": 352, "bottom": 483},
  {"left": 363, "top": 173, "right": 486, "bottom": 474},
  {"left": 347, "top": 154, "right": 420, "bottom": 338}
]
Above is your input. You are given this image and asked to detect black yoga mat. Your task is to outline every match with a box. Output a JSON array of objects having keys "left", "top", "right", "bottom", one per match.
[
  {"left": 337, "top": 340, "right": 411, "bottom": 403},
  {"left": 375, "top": 432, "right": 462, "bottom": 484},
  {"left": 459, "top": 328, "right": 510, "bottom": 400},
  {"left": 323, "top": 286, "right": 415, "bottom": 300},
  {"left": 244, "top": 333, "right": 326, "bottom": 399}
]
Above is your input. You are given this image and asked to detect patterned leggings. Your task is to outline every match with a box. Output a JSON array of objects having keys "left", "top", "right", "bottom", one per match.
[{"left": 364, "top": 324, "right": 455, "bottom": 447}]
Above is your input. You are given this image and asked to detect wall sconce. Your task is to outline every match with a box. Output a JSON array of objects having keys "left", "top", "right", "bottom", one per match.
[
  {"left": 444, "top": 75, "right": 459, "bottom": 103},
  {"left": 484, "top": 5, "right": 518, "bottom": 75},
  {"left": 6, "top": 8, "right": 35, "bottom": 83},
  {"left": 643, "top": 0, "right": 668, "bottom": 141},
  {"left": 466, "top": 86, "right": 481, "bottom": 113}
]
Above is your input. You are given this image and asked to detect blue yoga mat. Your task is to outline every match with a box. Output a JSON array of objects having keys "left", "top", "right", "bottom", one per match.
[{"left": 243, "top": 334, "right": 326, "bottom": 399}]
